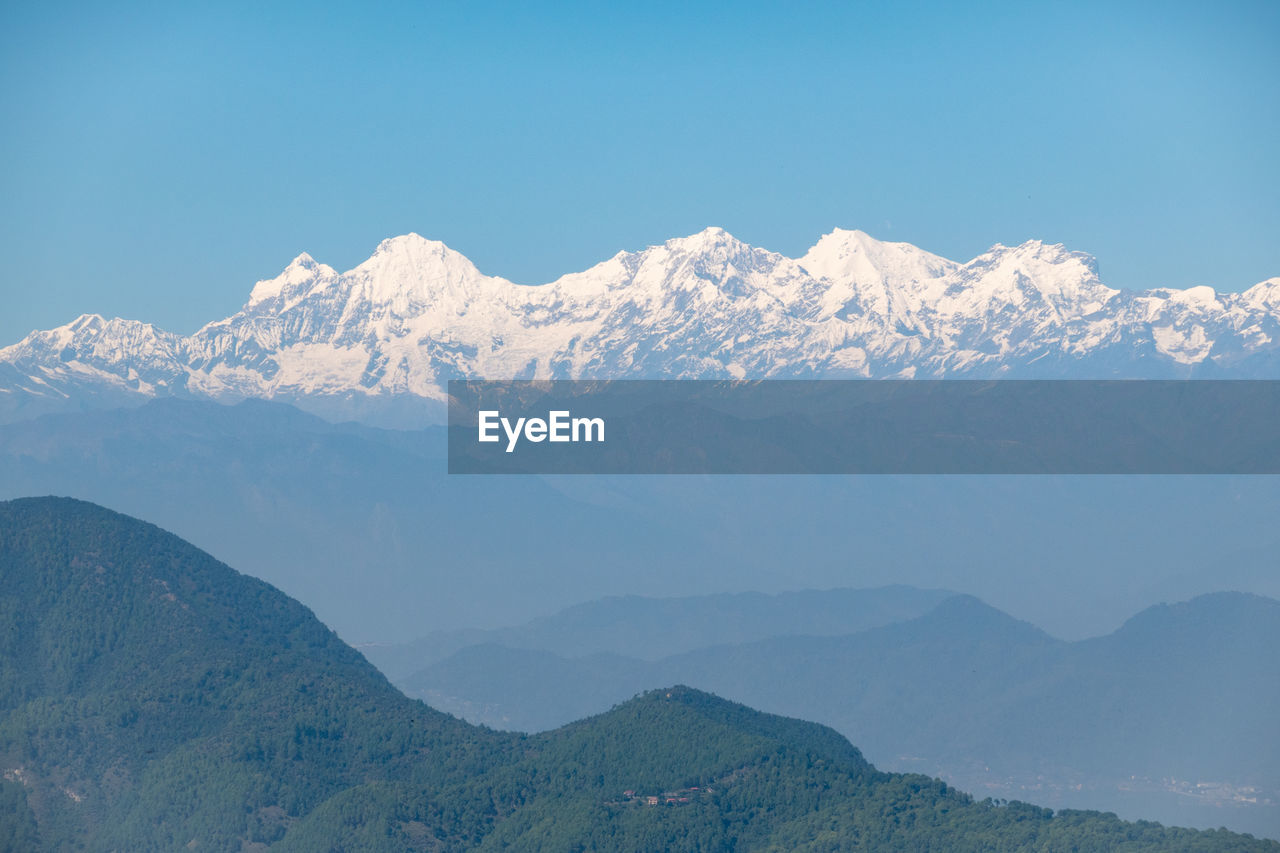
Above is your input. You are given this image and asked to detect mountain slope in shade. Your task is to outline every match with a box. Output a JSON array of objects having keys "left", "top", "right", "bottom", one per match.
[
  {"left": 4, "top": 229, "right": 1280, "bottom": 425},
  {"left": 7, "top": 498, "right": 1277, "bottom": 851}
]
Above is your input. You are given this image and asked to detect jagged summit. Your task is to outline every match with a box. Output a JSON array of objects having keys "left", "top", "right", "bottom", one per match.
[
  {"left": 800, "top": 227, "right": 953, "bottom": 272},
  {"left": 245, "top": 233, "right": 489, "bottom": 314},
  {"left": 2, "top": 228, "right": 1279, "bottom": 426},
  {"left": 68, "top": 312, "right": 107, "bottom": 331},
  {"left": 246, "top": 251, "right": 337, "bottom": 308},
  {"left": 364, "top": 232, "right": 477, "bottom": 274},
  {"left": 799, "top": 229, "right": 960, "bottom": 321},
  {"left": 346, "top": 232, "right": 500, "bottom": 305},
  {"left": 662, "top": 225, "right": 741, "bottom": 252}
]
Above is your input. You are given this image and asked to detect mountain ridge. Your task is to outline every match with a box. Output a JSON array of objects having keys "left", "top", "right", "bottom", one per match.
[
  {"left": 4, "top": 228, "right": 1280, "bottom": 426},
  {"left": 396, "top": 590, "right": 1280, "bottom": 836},
  {"left": 9, "top": 496, "right": 1274, "bottom": 850},
  {"left": 361, "top": 584, "right": 956, "bottom": 679}
]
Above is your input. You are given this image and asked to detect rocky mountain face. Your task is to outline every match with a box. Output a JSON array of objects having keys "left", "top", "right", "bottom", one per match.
[{"left": 4, "top": 228, "right": 1279, "bottom": 425}]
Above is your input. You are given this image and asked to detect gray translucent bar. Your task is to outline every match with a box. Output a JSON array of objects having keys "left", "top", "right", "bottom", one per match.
[{"left": 447, "top": 380, "right": 1280, "bottom": 474}]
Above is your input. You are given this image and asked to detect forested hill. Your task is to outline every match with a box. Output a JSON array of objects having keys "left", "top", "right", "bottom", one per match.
[
  {"left": 1, "top": 497, "right": 1276, "bottom": 852},
  {"left": 0, "top": 496, "right": 514, "bottom": 850}
]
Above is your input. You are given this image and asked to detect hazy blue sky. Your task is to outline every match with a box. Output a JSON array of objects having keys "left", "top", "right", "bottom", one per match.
[{"left": 2, "top": 0, "right": 1277, "bottom": 344}]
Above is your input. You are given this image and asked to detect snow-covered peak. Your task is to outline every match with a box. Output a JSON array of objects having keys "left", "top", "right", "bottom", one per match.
[
  {"left": 662, "top": 226, "right": 738, "bottom": 252},
  {"left": 948, "top": 239, "right": 1115, "bottom": 317},
  {"left": 649, "top": 227, "right": 770, "bottom": 272},
  {"left": 0, "top": 312, "right": 182, "bottom": 381},
  {"left": 11, "top": 313, "right": 150, "bottom": 351},
  {"left": 800, "top": 228, "right": 958, "bottom": 285},
  {"left": 990, "top": 238, "right": 1089, "bottom": 265},
  {"left": 246, "top": 252, "right": 337, "bottom": 308},
  {"left": 1166, "top": 284, "right": 1219, "bottom": 308},
  {"left": 1243, "top": 277, "right": 1280, "bottom": 310},
  {"left": 576, "top": 226, "right": 796, "bottom": 305},
  {"left": 230, "top": 233, "right": 511, "bottom": 344},
  {"left": 363, "top": 232, "right": 474, "bottom": 268},
  {"left": 344, "top": 233, "right": 501, "bottom": 306},
  {"left": 369, "top": 232, "right": 458, "bottom": 260},
  {"left": 4, "top": 226, "right": 1280, "bottom": 427},
  {"left": 68, "top": 313, "right": 107, "bottom": 333}
]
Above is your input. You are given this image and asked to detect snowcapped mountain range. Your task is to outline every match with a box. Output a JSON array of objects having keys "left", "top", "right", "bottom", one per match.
[{"left": 3, "top": 228, "right": 1279, "bottom": 425}]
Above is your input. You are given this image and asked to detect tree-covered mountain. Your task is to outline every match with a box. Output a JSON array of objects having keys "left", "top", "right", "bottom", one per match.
[
  {"left": 3, "top": 496, "right": 1276, "bottom": 851},
  {"left": 397, "top": 592, "right": 1280, "bottom": 836},
  {"left": 0, "top": 496, "right": 515, "bottom": 850}
]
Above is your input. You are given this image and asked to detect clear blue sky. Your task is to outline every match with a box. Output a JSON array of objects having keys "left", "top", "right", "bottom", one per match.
[{"left": 2, "top": 0, "right": 1277, "bottom": 343}]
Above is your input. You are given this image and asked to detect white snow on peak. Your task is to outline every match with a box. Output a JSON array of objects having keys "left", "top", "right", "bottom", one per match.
[
  {"left": 663, "top": 226, "right": 739, "bottom": 251},
  {"left": 347, "top": 233, "right": 496, "bottom": 300},
  {"left": 68, "top": 313, "right": 107, "bottom": 333},
  {"left": 646, "top": 228, "right": 772, "bottom": 274},
  {"left": 246, "top": 252, "right": 337, "bottom": 308},
  {"left": 1168, "top": 284, "right": 1219, "bottom": 307},
  {"left": 800, "top": 228, "right": 957, "bottom": 286},
  {"left": 798, "top": 229, "right": 958, "bottom": 322},
  {"left": 3, "top": 226, "right": 1280, "bottom": 424},
  {"left": 1244, "top": 277, "right": 1280, "bottom": 310},
  {"left": 946, "top": 240, "right": 1114, "bottom": 319}
]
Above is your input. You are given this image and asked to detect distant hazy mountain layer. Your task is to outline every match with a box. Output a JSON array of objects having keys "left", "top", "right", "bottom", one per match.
[
  {"left": 4, "top": 397, "right": 1278, "bottom": 646},
  {"left": 362, "top": 585, "right": 954, "bottom": 679},
  {"left": 392, "top": 591, "right": 1280, "bottom": 837},
  {"left": 396, "top": 590, "right": 1278, "bottom": 773}
]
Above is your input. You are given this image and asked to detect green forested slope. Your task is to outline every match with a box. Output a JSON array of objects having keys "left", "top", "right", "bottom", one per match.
[
  {"left": 1, "top": 497, "right": 1274, "bottom": 852},
  {"left": 0, "top": 496, "right": 512, "bottom": 850}
]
